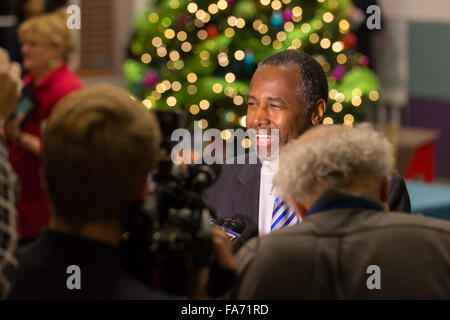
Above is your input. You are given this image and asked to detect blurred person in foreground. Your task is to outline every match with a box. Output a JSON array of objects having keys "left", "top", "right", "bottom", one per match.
[
  {"left": 0, "top": 49, "right": 21, "bottom": 298},
  {"left": 4, "top": 8, "right": 82, "bottom": 244},
  {"left": 230, "top": 124, "right": 450, "bottom": 299},
  {"left": 8, "top": 85, "right": 235, "bottom": 300}
]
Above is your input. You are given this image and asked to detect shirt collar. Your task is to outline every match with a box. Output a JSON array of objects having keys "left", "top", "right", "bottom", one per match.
[
  {"left": 260, "top": 156, "right": 279, "bottom": 175},
  {"left": 306, "top": 189, "right": 383, "bottom": 217}
]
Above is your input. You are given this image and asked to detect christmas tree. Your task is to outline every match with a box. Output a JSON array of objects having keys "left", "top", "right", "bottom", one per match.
[{"left": 124, "top": 0, "right": 380, "bottom": 131}]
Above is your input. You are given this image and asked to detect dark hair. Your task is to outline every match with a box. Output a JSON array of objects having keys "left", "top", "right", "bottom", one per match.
[{"left": 259, "top": 50, "right": 328, "bottom": 113}]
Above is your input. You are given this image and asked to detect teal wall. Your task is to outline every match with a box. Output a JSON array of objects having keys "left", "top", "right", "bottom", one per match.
[{"left": 409, "top": 22, "right": 450, "bottom": 100}]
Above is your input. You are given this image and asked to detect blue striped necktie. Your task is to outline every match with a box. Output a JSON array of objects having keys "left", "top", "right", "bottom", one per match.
[{"left": 271, "top": 196, "right": 300, "bottom": 231}]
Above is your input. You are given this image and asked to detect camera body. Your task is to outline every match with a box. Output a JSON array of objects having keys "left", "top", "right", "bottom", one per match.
[
  {"left": 120, "top": 162, "right": 220, "bottom": 297},
  {"left": 120, "top": 109, "right": 235, "bottom": 297}
]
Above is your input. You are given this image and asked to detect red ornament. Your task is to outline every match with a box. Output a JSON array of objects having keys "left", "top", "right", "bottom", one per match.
[
  {"left": 343, "top": 33, "right": 357, "bottom": 50},
  {"left": 178, "top": 13, "right": 188, "bottom": 27},
  {"left": 206, "top": 24, "right": 220, "bottom": 39}
]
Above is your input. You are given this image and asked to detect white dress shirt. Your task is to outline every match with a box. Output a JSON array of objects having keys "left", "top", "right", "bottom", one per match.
[
  {"left": 258, "top": 160, "right": 278, "bottom": 235},
  {"left": 258, "top": 158, "right": 302, "bottom": 235}
]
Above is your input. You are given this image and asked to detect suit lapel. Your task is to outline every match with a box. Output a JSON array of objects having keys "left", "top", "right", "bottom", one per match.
[{"left": 233, "top": 162, "right": 261, "bottom": 225}]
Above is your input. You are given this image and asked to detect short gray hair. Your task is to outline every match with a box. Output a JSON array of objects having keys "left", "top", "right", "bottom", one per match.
[{"left": 273, "top": 124, "right": 394, "bottom": 203}]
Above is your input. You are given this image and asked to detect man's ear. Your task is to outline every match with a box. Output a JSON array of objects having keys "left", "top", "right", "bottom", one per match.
[
  {"left": 311, "top": 99, "right": 327, "bottom": 125},
  {"left": 289, "top": 196, "right": 307, "bottom": 220}
]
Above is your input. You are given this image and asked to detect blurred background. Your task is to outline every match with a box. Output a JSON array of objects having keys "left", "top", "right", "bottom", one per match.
[{"left": 1, "top": 0, "right": 449, "bottom": 220}]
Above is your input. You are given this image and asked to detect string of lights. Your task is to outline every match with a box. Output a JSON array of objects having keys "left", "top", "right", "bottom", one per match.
[{"left": 125, "top": 0, "right": 380, "bottom": 135}]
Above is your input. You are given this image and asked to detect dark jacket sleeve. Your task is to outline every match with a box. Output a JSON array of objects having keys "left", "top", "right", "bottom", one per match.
[{"left": 388, "top": 173, "right": 411, "bottom": 213}]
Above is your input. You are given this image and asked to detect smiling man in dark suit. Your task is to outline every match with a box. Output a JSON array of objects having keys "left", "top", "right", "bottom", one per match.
[{"left": 204, "top": 50, "right": 411, "bottom": 250}]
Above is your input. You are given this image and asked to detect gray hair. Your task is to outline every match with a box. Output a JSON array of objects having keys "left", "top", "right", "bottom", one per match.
[
  {"left": 273, "top": 124, "right": 394, "bottom": 204},
  {"left": 259, "top": 50, "right": 328, "bottom": 114}
]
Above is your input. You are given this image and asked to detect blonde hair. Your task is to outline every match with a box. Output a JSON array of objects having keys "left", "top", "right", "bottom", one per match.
[
  {"left": 19, "top": 7, "right": 74, "bottom": 62},
  {"left": 43, "top": 84, "right": 161, "bottom": 227}
]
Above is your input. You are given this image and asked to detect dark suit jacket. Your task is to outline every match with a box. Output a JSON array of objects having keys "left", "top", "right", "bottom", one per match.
[
  {"left": 229, "top": 190, "right": 450, "bottom": 299},
  {"left": 204, "top": 161, "right": 411, "bottom": 250}
]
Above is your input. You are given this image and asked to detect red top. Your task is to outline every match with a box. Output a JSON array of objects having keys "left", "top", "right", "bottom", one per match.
[{"left": 7, "top": 64, "right": 83, "bottom": 240}]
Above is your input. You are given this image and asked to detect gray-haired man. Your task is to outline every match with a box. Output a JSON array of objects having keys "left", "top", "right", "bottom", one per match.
[{"left": 230, "top": 125, "right": 450, "bottom": 299}]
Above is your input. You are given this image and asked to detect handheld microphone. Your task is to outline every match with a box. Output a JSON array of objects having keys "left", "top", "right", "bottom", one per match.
[
  {"left": 221, "top": 216, "right": 246, "bottom": 235},
  {"left": 210, "top": 214, "right": 256, "bottom": 252},
  {"left": 206, "top": 214, "right": 255, "bottom": 297}
]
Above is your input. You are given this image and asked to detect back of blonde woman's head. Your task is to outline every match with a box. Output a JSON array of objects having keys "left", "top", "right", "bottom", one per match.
[{"left": 19, "top": 7, "right": 74, "bottom": 62}]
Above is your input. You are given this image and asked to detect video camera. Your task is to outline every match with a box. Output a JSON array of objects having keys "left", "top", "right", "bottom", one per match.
[{"left": 119, "top": 109, "right": 234, "bottom": 298}]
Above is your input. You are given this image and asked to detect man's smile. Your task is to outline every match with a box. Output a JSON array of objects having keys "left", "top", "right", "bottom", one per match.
[{"left": 255, "top": 133, "right": 274, "bottom": 147}]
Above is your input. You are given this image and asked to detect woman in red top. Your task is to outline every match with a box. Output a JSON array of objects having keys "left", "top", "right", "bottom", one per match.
[{"left": 4, "top": 8, "right": 83, "bottom": 243}]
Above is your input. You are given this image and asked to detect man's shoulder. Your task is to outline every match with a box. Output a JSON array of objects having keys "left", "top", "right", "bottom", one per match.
[
  {"left": 374, "top": 210, "right": 450, "bottom": 235},
  {"left": 11, "top": 238, "right": 177, "bottom": 300},
  {"left": 106, "top": 273, "right": 177, "bottom": 300},
  {"left": 309, "top": 208, "right": 450, "bottom": 239},
  {"left": 251, "top": 207, "right": 450, "bottom": 241}
]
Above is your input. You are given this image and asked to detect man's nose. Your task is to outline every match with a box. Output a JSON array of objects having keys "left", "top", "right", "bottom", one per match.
[{"left": 252, "top": 104, "right": 270, "bottom": 127}]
